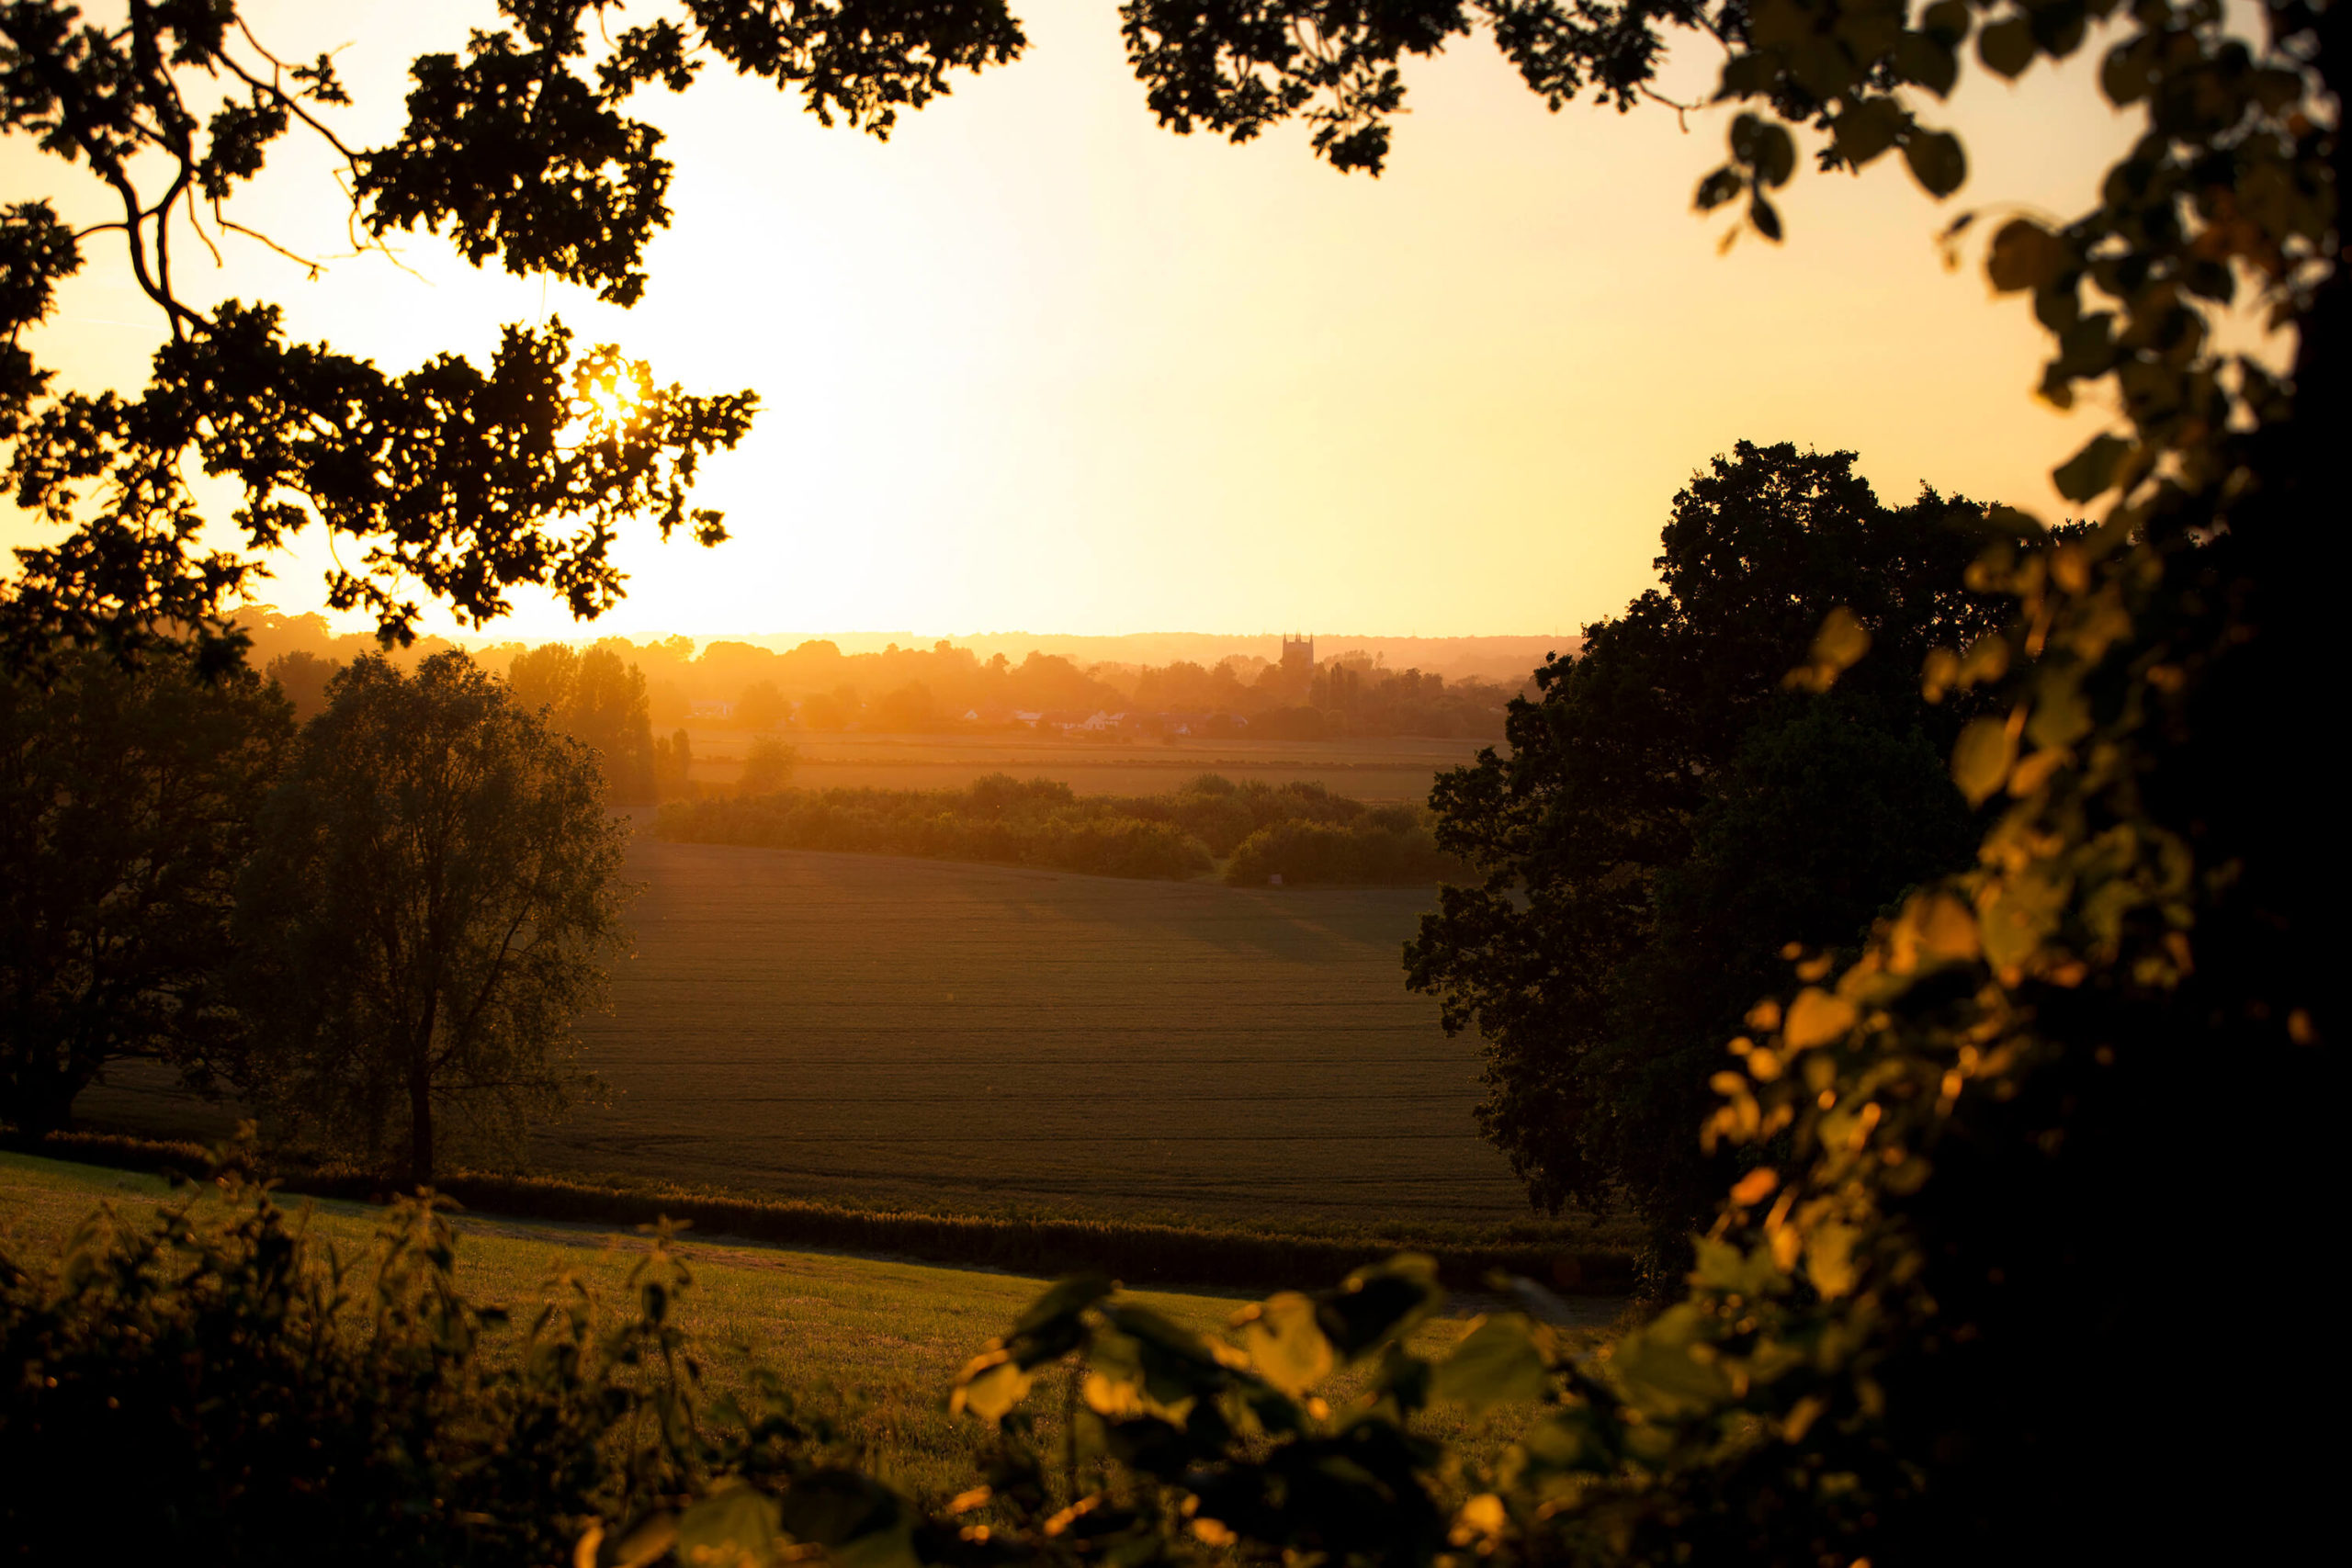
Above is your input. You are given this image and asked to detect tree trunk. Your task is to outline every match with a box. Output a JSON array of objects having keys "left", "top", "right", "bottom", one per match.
[{"left": 407, "top": 1048, "right": 435, "bottom": 1190}]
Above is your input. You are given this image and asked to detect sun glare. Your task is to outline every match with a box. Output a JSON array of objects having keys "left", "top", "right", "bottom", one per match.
[{"left": 580, "top": 363, "right": 650, "bottom": 432}]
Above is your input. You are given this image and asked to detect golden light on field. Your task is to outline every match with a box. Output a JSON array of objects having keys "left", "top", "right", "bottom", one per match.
[{"left": 3, "top": 0, "right": 2259, "bottom": 642}]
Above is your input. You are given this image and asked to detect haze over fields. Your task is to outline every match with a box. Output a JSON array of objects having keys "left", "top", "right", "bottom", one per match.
[
  {"left": 553, "top": 833, "right": 1520, "bottom": 1225},
  {"left": 83, "top": 816, "right": 1545, "bottom": 1234}
]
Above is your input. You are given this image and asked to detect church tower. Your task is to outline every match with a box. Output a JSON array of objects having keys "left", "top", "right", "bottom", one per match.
[{"left": 1281, "top": 633, "right": 1314, "bottom": 677}]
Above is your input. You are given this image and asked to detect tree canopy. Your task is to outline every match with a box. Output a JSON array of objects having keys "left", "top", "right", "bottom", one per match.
[
  {"left": 0, "top": 648, "right": 289, "bottom": 1132},
  {"left": 1, "top": 0, "right": 1031, "bottom": 664},
  {"left": 232, "top": 651, "right": 630, "bottom": 1186},
  {"left": 508, "top": 642, "right": 662, "bottom": 803},
  {"left": 1404, "top": 442, "right": 2003, "bottom": 1256}
]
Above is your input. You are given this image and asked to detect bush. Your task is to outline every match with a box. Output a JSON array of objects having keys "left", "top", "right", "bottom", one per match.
[
  {"left": 1226, "top": 817, "right": 1460, "bottom": 886},
  {"left": 657, "top": 774, "right": 1453, "bottom": 886},
  {"left": 741, "top": 735, "right": 797, "bottom": 794},
  {"left": 0, "top": 1179, "right": 906, "bottom": 1568}
]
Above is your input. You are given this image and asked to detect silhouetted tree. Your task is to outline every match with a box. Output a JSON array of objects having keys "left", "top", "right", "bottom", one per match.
[
  {"left": 509, "top": 643, "right": 659, "bottom": 802},
  {"left": 262, "top": 650, "right": 341, "bottom": 723},
  {"left": 1407, "top": 443, "right": 2004, "bottom": 1258},
  {"left": 232, "top": 652, "right": 628, "bottom": 1186},
  {"left": 2, "top": 1, "right": 1029, "bottom": 667},
  {"left": 0, "top": 650, "right": 290, "bottom": 1132}
]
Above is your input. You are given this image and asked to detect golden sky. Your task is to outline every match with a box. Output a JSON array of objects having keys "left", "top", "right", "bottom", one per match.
[{"left": 6, "top": 0, "right": 2178, "bottom": 641}]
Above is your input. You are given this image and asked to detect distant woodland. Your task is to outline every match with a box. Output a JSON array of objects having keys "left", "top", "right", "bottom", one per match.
[{"left": 242, "top": 615, "right": 1520, "bottom": 807}]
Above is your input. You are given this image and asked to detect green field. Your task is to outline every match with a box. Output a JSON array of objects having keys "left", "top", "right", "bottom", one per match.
[
  {"left": 683, "top": 731, "right": 1490, "bottom": 802},
  {"left": 0, "top": 1153, "right": 1611, "bottom": 1505},
  {"left": 82, "top": 830, "right": 1555, "bottom": 1237}
]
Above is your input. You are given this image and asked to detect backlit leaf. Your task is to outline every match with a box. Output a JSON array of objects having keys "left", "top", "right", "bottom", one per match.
[
  {"left": 1903, "top": 130, "right": 1967, "bottom": 197},
  {"left": 1833, "top": 97, "right": 1905, "bottom": 164},
  {"left": 1811, "top": 605, "right": 1870, "bottom": 672},
  {"left": 677, "top": 1488, "right": 780, "bottom": 1568},
  {"left": 1612, "top": 1305, "right": 1732, "bottom": 1416},
  {"left": 1783, "top": 987, "right": 1858, "bottom": 1049},
  {"left": 776, "top": 1473, "right": 918, "bottom": 1568},
  {"left": 1804, "top": 1224, "right": 1860, "bottom": 1298},
  {"left": 1986, "top": 219, "right": 2063, "bottom": 293},
  {"left": 1012, "top": 1273, "right": 1114, "bottom": 1337},
  {"left": 1894, "top": 30, "right": 1958, "bottom": 96},
  {"left": 1951, "top": 716, "right": 2017, "bottom": 805},
  {"left": 1431, "top": 1314, "right": 1551, "bottom": 1414},
  {"left": 951, "top": 1356, "right": 1034, "bottom": 1423},
  {"left": 1976, "top": 17, "right": 2036, "bottom": 78},
  {"left": 597, "top": 1514, "right": 679, "bottom": 1568},
  {"left": 1236, "top": 1292, "right": 1334, "bottom": 1394},
  {"left": 2052, "top": 434, "right": 2130, "bottom": 502},
  {"left": 1890, "top": 891, "right": 1980, "bottom": 972}
]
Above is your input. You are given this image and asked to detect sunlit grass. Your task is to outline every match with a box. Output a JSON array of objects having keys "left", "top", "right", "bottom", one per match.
[{"left": 0, "top": 1153, "right": 1601, "bottom": 1506}]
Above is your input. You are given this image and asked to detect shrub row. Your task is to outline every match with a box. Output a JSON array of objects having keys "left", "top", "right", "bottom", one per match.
[
  {"left": 1224, "top": 818, "right": 1461, "bottom": 886},
  {"left": 656, "top": 773, "right": 1465, "bottom": 886}
]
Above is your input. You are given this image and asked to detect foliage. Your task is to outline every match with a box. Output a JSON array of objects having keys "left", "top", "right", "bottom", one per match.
[
  {"left": 663, "top": 774, "right": 1214, "bottom": 879},
  {"left": 231, "top": 651, "right": 631, "bottom": 1186},
  {"left": 2, "top": 0, "right": 2336, "bottom": 1560},
  {"left": 262, "top": 649, "right": 342, "bottom": 723},
  {"left": 656, "top": 725, "right": 696, "bottom": 799},
  {"left": 510, "top": 641, "right": 662, "bottom": 803},
  {"left": 742, "top": 734, "right": 801, "bottom": 794},
  {"left": 1102, "top": 0, "right": 2337, "bottom": 1560},
  {"left": 739, "top": 679, "right": 795, "bottom": 731},
  {"left": 0, "top": 0, "right": 1033, "bottom": 663},
  {"left": 0, "top": 648, "right": 290, "bottom": 1134},
  {"left": 1225, "top": 811, "right": 1460, "bottom": 887},
  {"left": 1406, "top": 443, "right": 2000, "bottom": 1255},
  {"left": 0, "top": 1173, "right": 926, "bottom": 1568},
  {"left": 659, "top": 772, "right": 1459, "bottom": 884}
]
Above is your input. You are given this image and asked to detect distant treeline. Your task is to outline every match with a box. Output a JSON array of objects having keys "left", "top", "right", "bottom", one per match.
[
  {"left": 235, "top": 609, "right": 1516, "bottom": 741},
  {"left": 656, "top": 773, "right": 1464, "bottom": 886},
  {"left": 260, "top": 639, "right": 673, "bottom": 805}
]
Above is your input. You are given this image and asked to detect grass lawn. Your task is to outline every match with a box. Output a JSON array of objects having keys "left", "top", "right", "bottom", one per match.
[{"left": 0, "top": 1152, "right": 1615, "bottom": 1506}]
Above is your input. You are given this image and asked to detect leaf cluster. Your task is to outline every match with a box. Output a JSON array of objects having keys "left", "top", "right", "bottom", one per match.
[
  {"left": 0, "top": 1175, "right": 844, "bottom": 1567},
  {"left": 0, "top": 646, "right": 292, "bottom": 1135},
  {"left": 1, "top": 0, "right": 1029, "bottom": 664}
]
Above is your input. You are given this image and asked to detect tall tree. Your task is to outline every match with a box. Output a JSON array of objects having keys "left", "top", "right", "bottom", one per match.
[
  {"left": 1407, "top": 443, "right": 2006, "bottom": 1257},
  {"left": 508, "top": 643, "right": 660, "bottom": 803},
  {"left": 233, "top": 651, "right": 629, "bottom": 1186},
  {"left": 1116, "top": 2, "right": 2339, "bottom": 1560},
  {"left": 0, "top": 650, "right": 290, "bottom": 1132}
]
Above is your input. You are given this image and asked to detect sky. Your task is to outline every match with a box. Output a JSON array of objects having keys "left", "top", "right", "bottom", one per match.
[{"left": 4, "top": 0, "right": 2192, "bottom": 642}]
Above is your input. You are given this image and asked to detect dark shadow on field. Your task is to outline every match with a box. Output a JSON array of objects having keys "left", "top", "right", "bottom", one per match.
[
  {"left": 78, "top": 833, "right": 1553, "bottom": 1235},
  {"left": 564, "top": 837, "right": 1517, "bottom": 1227}
]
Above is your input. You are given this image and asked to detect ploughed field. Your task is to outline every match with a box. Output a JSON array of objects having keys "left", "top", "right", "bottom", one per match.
[
  {"left": 546, "top": 834, "right": 1522, "bottom": 1226},
  {"left": 78, "top": 827, "right": 1539, "bottom": 1232}
]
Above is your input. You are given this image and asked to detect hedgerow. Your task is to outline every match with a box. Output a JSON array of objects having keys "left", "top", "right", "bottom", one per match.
[{"left": 656, "top": 774, "right": 1459, "bottom": 886}]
